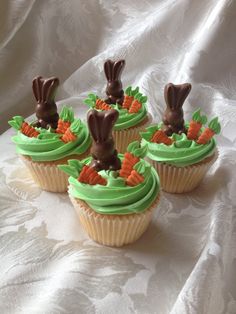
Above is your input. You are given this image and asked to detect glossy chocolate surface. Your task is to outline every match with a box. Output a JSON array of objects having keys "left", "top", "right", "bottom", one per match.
[
  {"left": 162, "top": 83, "right": 192, "bottom": 136},
  {"left": 87, "top": 109, "right": 121, "bottom": 171},
  {"left": 32, "top": 76, "right": 59, "bottom": 129}
]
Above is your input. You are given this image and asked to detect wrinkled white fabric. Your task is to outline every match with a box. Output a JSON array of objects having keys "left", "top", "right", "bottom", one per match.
[{"left": 0, "top": 0, "right": 236, "bottom": 313}]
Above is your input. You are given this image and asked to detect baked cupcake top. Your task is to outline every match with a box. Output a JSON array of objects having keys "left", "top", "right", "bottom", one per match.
[
  {"left": 59, "top": 141, "right": 160, "bottom": 215},
  {"left": 59, "top": 109, "right": 160, "bottom": 215},
  {"left": 141, "top": 83, "right": 221, "bottom": 167},
  {"left": 84, "top": 59, "right": 148, "bottom": 130},
  {"left": 8, "top": 76, "right": 91, "bottom": 162}
]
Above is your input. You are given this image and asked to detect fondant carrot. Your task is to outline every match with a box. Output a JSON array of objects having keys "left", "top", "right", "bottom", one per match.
[
  {"left": 197, "top": 117, "right": 221, "bottom": 144},
  {"left": 61, "top": 128, "right": 77, "bottom": 143},
  {"left": 78, "top": 165, "right": 107, "bottom": 185},
  {"left": 84, "top": 94, "right": 111, "bottom": 110},
  {"left": 56, "top": 107, "right": 74, "bottom": 133},
  {"left": 187, "top": 109, "right": 207, "bottom": 140},
  {"left": 56, "top": 119, "right": 71, "bottom": 134},
  {"left": 8, "top": 116, "right": 39, "bottom": 138},
  {"left": 126, "top": 170, "right": 144, "bottom": 186},
  {"left": 129, "top": 93, "right": 147, "bottom": 114},
  {"left": 95, "top": 98, "right": 112, "bottom": 111},
  {"left": 61, "top": 120, "right": 81, "bottom": 143},
  {"left": 151, "top": 130, "right": 173, "bottom": 145},
  {"left": 21, "top": 122, "right": 39, "bottom": 137},
  {"left": 120, "top": 152, "right": 140, "bottom": 178},
  {"left": 122, "top": 86, "right": 139, "bottom": 109}
]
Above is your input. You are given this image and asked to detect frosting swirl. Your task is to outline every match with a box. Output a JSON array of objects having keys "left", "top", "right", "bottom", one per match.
[
  {"left": 141, "top": 125, "right": 216, "bottom": 167},
  {"left": 67, "top": 156, "right": 160, "bottom": 215},
  {"left": 84, "top": 89, "right": 148, "bottom": 131},
  {"left": 113, "top": 104, "right": 147, "bottom": 130},
  {"left": 11, "top": 118, "right": 91, "bottom": 162}
]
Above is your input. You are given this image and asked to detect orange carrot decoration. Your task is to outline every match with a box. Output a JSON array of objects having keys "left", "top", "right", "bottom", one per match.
[
  {"left": 197, "top": 117, "right": 221, "bottom": 145},
  {"left": 120, "top": 152, "right": 140, "bottom": 178},
  {"left": 187, "top": 109, "right": 207, "bottom": 140},
  {"left": 58, "top": 160, "right": 107, "bottom": 186},
  {"left": 56, "top": 106, "right": 74, "bottom": 134},
  {"left": 126, "top": 169, "right": 144, "bottom": 186},
  {"left": 8, "top": 116, "right": 39, "bottom": 138},
  {"left": 84, "top": 93, "right": 112, "bottom": 111},
  {"left": 61, "top": 119, "right": 81, "bottom": 143},
  {"left": 61, "top": 129, "right": 77, "bottom": 143},
  {"left": 120, "top": 141, "right": 147, "bottom": 178},
  {"left": 151, "top": 130, "right": 173, "bottom": 145},
  {"left": 122, "top": 86, "right": 139, "bottom": 109},
  {"left": 95, "top": 98, "right": 112, "bottom": 111},
  {"left": 129, "top": 93, "right": 147, "bottom": 114},
  {"left": 56, "top": 120, "right": 71, "bottom": 134},
  {"left": 78, "top": 165, "right": 107, "bottom": 185}
]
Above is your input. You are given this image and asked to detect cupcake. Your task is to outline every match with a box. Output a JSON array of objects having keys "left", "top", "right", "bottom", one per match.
[
  {"left": 8, "top": 76, "right": 91, "bottom": 193},
  {"left": 140, "top": 83, "right": 221, "bottom": 193},
  {"left": 59, "top": 109, "right": 160, "bottom": 247},
  {"left": 84, "top": 59, "right": 151, "bottom": 153}
]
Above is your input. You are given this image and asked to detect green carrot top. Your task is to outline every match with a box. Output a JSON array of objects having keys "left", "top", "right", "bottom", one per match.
[
  {"left": 70, "top": 119, "right": 82, "bottom": 135},
  {"left": 125, "top": 86, "right": 139, "bottom": 97},
  {"left": 59, "top": 106, "right": 75, "bottom": 122},
  {"left": 8, "top": 116, "right": 25, "bottom": 130},
  {"left": 133, "top": 92, "right": 148, "bottom": 104},
  {"left": 208, "top": 117, "right": 221, "bottom": 134},
  {"left": 192, "top": 109, "right": 207, "bottom": 125},
  {"left": 83, "top": 93, "right": 98, "bottom": 107}
]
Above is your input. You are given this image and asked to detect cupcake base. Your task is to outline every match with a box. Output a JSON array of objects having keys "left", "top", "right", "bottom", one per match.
[
  {"left": 148, "top": 152, "right": 217, "bottom": 194},
  {"left": 113, "top": 115, "right": 152, "bottom": 153},
  {"left": 20, "top": 150, "right": 90, "bottom": 193},
  {"left": 70, "top": 195, "right": 160, "bottom": 247}
]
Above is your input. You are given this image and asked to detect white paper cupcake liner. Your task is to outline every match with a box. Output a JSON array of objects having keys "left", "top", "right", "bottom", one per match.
[
  {"left": 70, "top": 196, "right": 160, "bottom": 247},
  {"left": 20, "top": 150, "right": 90, "bottom": 193},
  {"left": 113, "top": 115, "right": 152, "bottom": 153},
  {"left": 147, "top": 151, "right": 218, "bottom": 194}
]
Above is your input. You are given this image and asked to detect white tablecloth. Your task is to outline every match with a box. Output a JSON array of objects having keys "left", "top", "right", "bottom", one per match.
[{"left": 0, "top": 1, "right": 236, "bottom": 313}]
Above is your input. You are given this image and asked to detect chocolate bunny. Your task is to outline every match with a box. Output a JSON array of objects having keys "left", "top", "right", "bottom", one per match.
[
  {"left": 104, "top": 59, "right": 125, "bottom": 105},
  {"left": 162, "top": 83, "right": 192, "bottom": 136},
  {"left": 32, "top": 76, "right": 59, "bottom": 129},
  {"left": 87, "top": 109, "right": 121, "bottom": 171}
]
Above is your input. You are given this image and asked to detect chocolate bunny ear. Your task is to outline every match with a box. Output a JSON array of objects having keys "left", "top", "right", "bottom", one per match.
[
  {"left": 164, "top": 83, "right": 191, "bottom": 109},
  {"left": 32, "top": 76, "right": 59, "bottom": 102},
  {"left": 87, "top": 109, "right": 118, "bottom": 142},
  {"left": 104, "top": 59, "right": 125, "bottom": 81},
  {"left": 104, "top": 60, "right": 113, "bottom": 81},
  {"left": 112, "top": 60, "right": 125, "bottom": 81},
  {"left": 100, "top": 109, "right": 119, "bottom": 141},
  {"left": 32, "top": 76, "right": 43, "bottom": 102}
]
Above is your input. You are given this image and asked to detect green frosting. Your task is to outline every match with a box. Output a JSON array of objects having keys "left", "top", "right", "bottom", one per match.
[
  {"left": 113, "top": 103, "right": 147, "bottom": 130},
  {"left": 9, "top": 107, "right": 91, "bottom": 162},
  {"left": 84, "top": 87, "right": 148, "bottom": 130},
  {"left": 60, "top": 156, "right": 160, "bottom": 215},
  {"left": 141, "top": 124, "right": 217, "bottom": 167}
]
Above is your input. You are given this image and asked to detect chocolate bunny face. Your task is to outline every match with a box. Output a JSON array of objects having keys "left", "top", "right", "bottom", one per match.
[
  {"left": 104, "top": 59, "right": 125, "bottom": 106},
  {"left": 32, "top": 76, "right": 59, "bottom": 129},
  {"left": 162, "top": 83, "right": 192, "bottom": 136},
  {"left": 87, "top": 109, "right": 121, "bottom": 171}
]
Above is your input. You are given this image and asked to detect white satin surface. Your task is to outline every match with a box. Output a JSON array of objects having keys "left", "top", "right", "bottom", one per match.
[{"left": 0, "top": 1, "right": 236, "bottom": 313}]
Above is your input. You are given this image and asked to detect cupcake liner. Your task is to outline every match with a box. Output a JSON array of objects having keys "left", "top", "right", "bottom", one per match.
[
  {"left": 148, "top": 151, "right": 218, "bottom": 193},
  {"left": 20, "top": 149, "right": 90, "bottom": 193},
  {"left": 113, "top": 115, "right": 152, "bottom": 153},
  {"left": 70, "top": 195, "right": 160, "bottom": 247}
]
